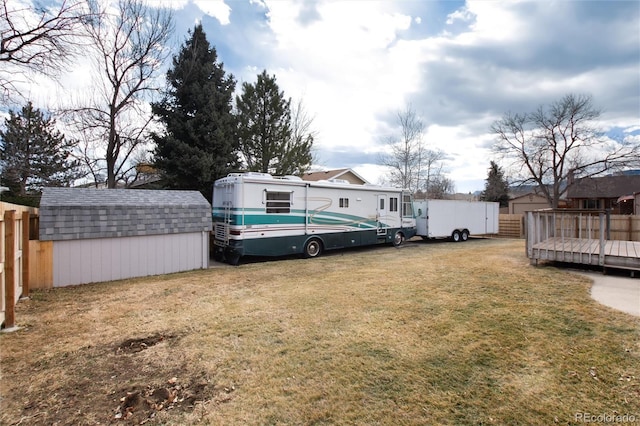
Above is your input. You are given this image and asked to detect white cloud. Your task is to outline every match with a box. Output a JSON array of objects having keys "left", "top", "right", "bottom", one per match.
[
  {"left": 6, "top": 0, "right": 638, "bottom": 194},
  {"left": 445, "top": 6, "right": 474, "bottom": 26},
  {"left": 257, "top": 1, "right": 424, "bottom": 166},
  {"left": 194, "top": 0, "right": 230, "bottom": 25}
]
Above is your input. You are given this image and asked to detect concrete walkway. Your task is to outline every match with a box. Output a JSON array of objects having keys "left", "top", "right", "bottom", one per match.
[{"left": 578, "top": 272, "right": 640, "bottom": 317}]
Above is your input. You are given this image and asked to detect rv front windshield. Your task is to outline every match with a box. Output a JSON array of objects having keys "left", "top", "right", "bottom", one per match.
[{"left": 402, "top": 193, "right": 413, "bottom": 217}]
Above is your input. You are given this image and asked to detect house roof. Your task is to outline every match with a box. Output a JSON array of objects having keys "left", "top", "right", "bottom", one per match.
[
  {"left": 566, "top": 175, "right": 640, "bottom": 199},
  {"left": 39, "top": 187, "right": 211, "bottom": 241},
  {"left": 302, "top": 168, "right": 369, "bottom": 184},
  {"left": 508, "top": 192, "right": 549, "bottom": 202}
]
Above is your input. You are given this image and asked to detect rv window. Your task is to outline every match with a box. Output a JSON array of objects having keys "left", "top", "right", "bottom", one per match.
[
  {"left": 266, "top": 191, "right": 291, "bottom": 213},
  {"left": 389, "top": 197, "right": 398, "bottom": 212},
  {"left": 379, "top": 198, "right": 385, "bottom": 209},
  {"left": 402, "top": 194, "right": 413, "bottom": 217},
  {"left": 339, "top": 197, "right": 349, "bottom": 208}
]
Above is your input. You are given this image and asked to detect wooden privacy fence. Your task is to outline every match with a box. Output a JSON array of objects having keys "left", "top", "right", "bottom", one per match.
[
  {"left": 498, "top": 214, "right": 525, "bottom": 238},
  {"left": 0, "top": 202, "right": 53, "bottom": 328},
  {"left": 1, "top": 203, "right": 30, "bottom": 328},
  {"left": 497, "top": 213, "right": 640, "bottom": 241},
  {"left": 609, "top": 215, "right": 640, "bottom": 241}
]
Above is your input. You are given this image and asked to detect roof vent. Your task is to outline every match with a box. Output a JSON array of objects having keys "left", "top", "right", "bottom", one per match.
[{"left": 244, "top": 172, "right": 273, "bottom": 179}]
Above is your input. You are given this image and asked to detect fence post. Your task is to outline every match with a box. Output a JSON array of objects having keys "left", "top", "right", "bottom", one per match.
[
  {"left": 598, "top": 212, "right": 605, "bottom": 267},
  {"left": 22, "top": 211, "right": 29, "bottom": 298},
  {"left": 4, "top": 210, "right": 15, "bottom": 328},
  {"left": 526, "top": 211, "right": 534, "bottom": 259}
]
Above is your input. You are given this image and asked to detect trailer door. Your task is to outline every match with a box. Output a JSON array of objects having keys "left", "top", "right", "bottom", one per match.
[{"left": 376, "top": 194, "right": 388, "bottom": 235}]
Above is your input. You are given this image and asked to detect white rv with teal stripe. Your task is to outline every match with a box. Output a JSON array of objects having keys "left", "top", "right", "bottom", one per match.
[{"left": 212, "top": 173, "right": 416, "bottom": 264}]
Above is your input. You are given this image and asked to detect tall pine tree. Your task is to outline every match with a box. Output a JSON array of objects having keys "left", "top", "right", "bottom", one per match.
[
  {"left": 480, "top": 161, "right": 510, "bottom": 207},
  {"left": 151, "top": 24, "right": 238, "bottom": 200},
  {"left": 0, "top": 102, "right": 79, "bottom": 200},
  {"left": 236, "top": 70, "right": 312, "bottom": 176}
]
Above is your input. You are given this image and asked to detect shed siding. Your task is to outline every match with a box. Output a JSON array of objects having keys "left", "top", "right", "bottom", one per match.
[{"left": 53, "top": 232, "right": 208, "bottom": 287}]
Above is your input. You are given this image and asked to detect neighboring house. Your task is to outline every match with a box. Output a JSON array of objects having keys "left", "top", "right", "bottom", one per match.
[
  {"left": 302, "top": 168, "right": 369, "bottom": 185},
  {"left": 39, "top": 187, "right": 212, "bottom": 287},
  {"left": 129, "top": 163, "right": 164, "bottom": 189},
  {"left": 616, "top": 193, "right": 639, "bottom": 215},
  {"left": 566, "top": 175, "right": 640, "bottom": 214},
  {"left": 507, "top": 193, "right": 552, "bottom": 214}
]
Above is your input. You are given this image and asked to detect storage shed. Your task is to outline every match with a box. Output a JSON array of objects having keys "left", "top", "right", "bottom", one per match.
[{"left": 39, "top": 188, "right": 212, "bottom": 287}]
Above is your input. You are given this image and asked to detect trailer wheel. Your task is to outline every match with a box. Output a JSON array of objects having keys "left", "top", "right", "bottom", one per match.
[
  {"left": 392, "top": 231, "right": 405, "bottom": 247},
  {"left": 452, "top": 230, "right": 461, "bottom": 242},
  {"left": 461, "top": 230, "right": 469, "bottom": 242},
  {"left": 303, "top": 238, "right": 322, "bottom": 258}
]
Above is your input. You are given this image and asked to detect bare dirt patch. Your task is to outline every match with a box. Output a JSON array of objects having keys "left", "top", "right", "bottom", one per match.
[
  {"left": 8, "top": 329, "right": 233, "bottom": 425},
  {"left": 116, "top": 334, "right": 171, "bottom": 354},
  {"left": 113, "top": 375, "right": 234, "bottom": 424},
  {"left": 108, "top": 334, "right": 234, "bottom": 424}
]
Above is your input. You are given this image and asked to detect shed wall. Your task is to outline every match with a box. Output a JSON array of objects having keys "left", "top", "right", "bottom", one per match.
[{"left": 53, "top": 232, "right": 209, "bottom": 287}]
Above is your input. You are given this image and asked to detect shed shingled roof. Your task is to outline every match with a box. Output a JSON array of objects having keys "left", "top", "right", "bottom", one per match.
[{"left": 39, "top": 187, "right": 212, "bottom": 241}]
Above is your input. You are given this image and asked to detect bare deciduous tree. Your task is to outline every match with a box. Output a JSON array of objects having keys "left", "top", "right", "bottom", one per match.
[
  {"left": 423, "top": 174, "right": 455, "bottom": 199},
  {"left": 421, "top": 148, "right": 450, "bottom": 198},
  {"left": 380, "top": 105, "right": 451, "bottom": 196},
  {"left": 0, "top": 0, "right": 90, "bottom": 102},
  {"left": 282, "top": 98, "right": 317, "bottom": 176},
  {"left": 380, "top": 105, "right": 424, "bottom": 191},
  {"left": 491, "top": 93, "right": 640, "bottom": 208},
  {"left": 68, "top": 0, "right": 173, "bottom": 188}
]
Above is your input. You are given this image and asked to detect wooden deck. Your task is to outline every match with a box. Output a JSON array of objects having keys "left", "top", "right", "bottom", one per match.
[
  {"left": 530, "top": 237, "right": 640, "bottom": 271},
  {"left": 526, "top": 210, "right": 640, "bottom": 272}
]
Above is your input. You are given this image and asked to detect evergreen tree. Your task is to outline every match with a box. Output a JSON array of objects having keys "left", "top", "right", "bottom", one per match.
[
  {"left": 0, "top": 102, "right": 80, "bottom": 198},
  {"left": 480, "top": 161, "right": 509, "bottom": 207},
  {"left": 236, "top": 70, "right": 312, "bottom": 175},
  {"left": 151, "top": 24, "right": 238, "bottom": 199}
]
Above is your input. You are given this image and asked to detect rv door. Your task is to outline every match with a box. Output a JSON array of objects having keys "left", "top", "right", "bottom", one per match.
[
  {"left": 376, "top": 194, "right": 388, "bottom": 235},
  {"left": 214, "top": 182, "right": 234, "bottom": 246}
]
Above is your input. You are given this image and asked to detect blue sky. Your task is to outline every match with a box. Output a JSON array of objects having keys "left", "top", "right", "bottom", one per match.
[{"left": 10, "top": 0, "right": 640, "bottom": 192}]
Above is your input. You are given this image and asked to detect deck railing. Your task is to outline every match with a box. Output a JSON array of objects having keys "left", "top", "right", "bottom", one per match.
[{"left": 526, "top": 210, "right": 607, "bottom": 266}]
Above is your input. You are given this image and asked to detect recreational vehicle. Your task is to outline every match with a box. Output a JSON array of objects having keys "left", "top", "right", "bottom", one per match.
[
  {"left": 212, "top": 173, "right": 416, "bottom": 264},
  {"left": 414, "top": 199, "right": 499, "bottom": 241}
]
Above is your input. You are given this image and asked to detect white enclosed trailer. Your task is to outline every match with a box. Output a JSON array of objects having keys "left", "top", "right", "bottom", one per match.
[
  {"left": 414, "top": 199, "right": 499, "bottom": 242},
  {"left": 212, "top": 173, "right": 416, "bottom": 264}
]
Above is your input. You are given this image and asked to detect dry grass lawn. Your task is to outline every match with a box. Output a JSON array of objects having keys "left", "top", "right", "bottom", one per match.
[{"left": 0, "top": 238, "right": 639, "bottom": 425}]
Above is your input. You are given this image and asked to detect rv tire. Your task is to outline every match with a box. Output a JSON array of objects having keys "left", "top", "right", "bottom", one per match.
[
  {"left": 461, "top": 230, "right": 469, "bottom": 241},
  {"left": 226, "top": 253, "right": 241, "bottom": 266},
  {"left": 393, "top": 231, "right": 405, "bottom": 247},
  {"left": 452, "top": 230, "right": 461, "bottom": 242},
  {"left": 304, "top": 238, "right": 322, "bottom": 258}
]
